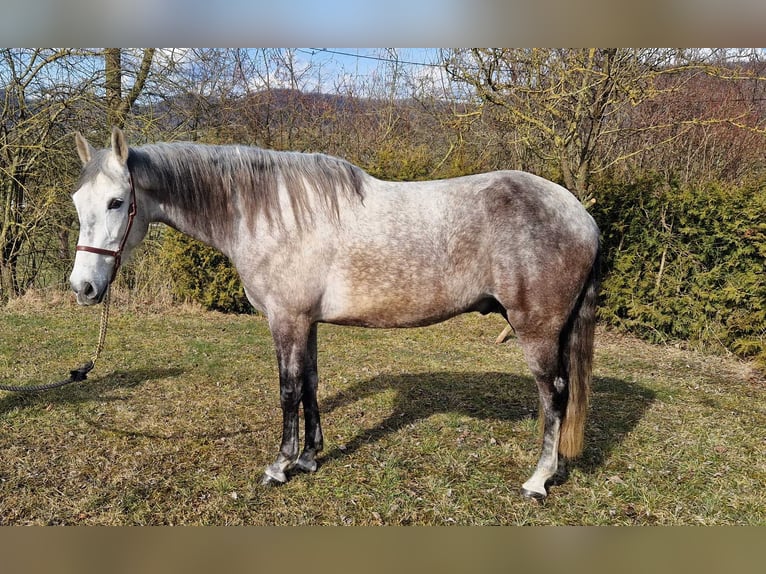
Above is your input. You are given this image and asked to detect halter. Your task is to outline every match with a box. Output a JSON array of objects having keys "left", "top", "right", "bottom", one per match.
[{"left": 75, "top": 173, "right": 137, "bottom": 284}]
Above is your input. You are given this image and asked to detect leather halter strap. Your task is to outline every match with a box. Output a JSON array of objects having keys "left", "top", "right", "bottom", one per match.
[{"left": 76, "top": 173, "right": 137, "bottom": 284}]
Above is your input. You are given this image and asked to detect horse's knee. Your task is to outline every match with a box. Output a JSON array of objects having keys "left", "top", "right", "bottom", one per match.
[{"left": 280, "top": 385, "right": 302, "bottom": 409}]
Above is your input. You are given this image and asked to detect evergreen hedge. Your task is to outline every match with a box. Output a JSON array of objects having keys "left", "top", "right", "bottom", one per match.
[
  {"left": 161, "top": 229, "right": 252, "bottom": 314},
  {"left": 591, "top": 177, "right": 765, "bottom": 367}
]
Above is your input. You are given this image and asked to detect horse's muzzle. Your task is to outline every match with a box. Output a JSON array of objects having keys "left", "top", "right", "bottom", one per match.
[{"left": 70, "top": 278, "right": 106, "bottom": 306}]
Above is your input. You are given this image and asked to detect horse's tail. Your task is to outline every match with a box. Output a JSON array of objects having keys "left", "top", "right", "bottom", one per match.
[{"left": 558, "top": 244, "right": 600, "bottom": 459}]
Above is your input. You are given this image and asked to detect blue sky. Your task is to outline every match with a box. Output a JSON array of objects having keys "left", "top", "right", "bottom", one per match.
[
  {"left": 288, "top": 49, "right": 447, "bottom": 95},
  {"left": 298, "top": 49, "right": 440, "bottom": 71},
  {"left": 296, "top": 49, "right": 440, "bottom": 79}
]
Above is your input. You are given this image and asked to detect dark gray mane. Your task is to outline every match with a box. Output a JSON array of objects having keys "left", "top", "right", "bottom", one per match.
[{"left": 124, "top": 142, "right": 366, "bottom": 232}]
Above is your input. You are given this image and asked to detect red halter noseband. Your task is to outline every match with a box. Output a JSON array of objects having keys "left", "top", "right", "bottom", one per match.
[{"left": 75, "top": 173, "right": 137, "bottom": 284}]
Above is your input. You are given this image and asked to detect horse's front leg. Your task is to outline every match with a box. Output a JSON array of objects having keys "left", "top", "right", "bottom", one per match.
[
  {"left": 261, "top": 315, "right": 313, "bottom": 486},
  {"left": 293, "top": 323, "right": 324, "bottom": 473}
]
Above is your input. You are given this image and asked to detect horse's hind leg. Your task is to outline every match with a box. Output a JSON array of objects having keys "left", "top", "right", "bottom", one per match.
[{"left": 519, "top": 335, "right": 567, "bottom": 499}]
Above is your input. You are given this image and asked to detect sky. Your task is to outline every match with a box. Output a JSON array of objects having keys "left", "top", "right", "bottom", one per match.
[
  {"left": 297, "top": 49, "right": 440, "bottom": 74},
  {"left": 274, "top": 49, "right": 450, "bottom": 96}
]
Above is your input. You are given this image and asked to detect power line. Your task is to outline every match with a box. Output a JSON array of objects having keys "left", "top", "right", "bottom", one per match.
[{"left": 300, "top": 48, "right": 444, "bottom": 69}]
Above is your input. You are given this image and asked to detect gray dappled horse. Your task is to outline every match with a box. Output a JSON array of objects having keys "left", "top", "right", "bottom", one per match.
[{"left": 70, "top": 128, "right": 600, "bottom": 499}]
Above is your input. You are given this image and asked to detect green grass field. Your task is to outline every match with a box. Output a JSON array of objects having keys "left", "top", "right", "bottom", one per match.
[{"left": 1, "top": 291, "right": 764, "bottom": 525}]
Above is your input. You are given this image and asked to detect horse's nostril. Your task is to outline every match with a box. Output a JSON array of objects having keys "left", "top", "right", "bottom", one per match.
[
  {"left": 82, "top": 282, "right": 95, "bottom": 298},
  {"left": 71, "top": 279, "right": 97, "bottom": 301}
]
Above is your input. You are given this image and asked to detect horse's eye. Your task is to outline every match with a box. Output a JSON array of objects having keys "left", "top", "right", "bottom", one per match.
[{"left": 107, "top": 198, "right": 124, "bottom": 210}]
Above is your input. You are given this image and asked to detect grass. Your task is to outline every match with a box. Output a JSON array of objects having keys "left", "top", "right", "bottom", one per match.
[{"left": 1, "top": 289, "right": 764, "bottom": 525}]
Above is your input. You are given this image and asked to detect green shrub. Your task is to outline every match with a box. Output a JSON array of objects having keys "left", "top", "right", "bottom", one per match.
[
  {"left": 161, "top": 229, "right": 252, "bottom": 314},
  {"left": 592, "top": 176, "right": 765, "bottom": 367}
]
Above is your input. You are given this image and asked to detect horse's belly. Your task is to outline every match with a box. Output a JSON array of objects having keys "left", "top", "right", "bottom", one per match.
[
  {"left": 320, "top": 233, "right": 493, "bottom": 328},
  {"left": 320, "top": 282, "right": 480, "bottom": 328}
]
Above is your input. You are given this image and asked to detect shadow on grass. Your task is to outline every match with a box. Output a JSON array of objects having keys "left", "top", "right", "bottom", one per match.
[
  {"left": 579, "top": 377, "right": 657, "bottom": 474},
  {"left": 319, "top": 371, "right": 655, "bottom": 477},
  {"left": 1, "top": 367, "right": 261, "bottom": 443},
  {"left": 0, "top": 367, "right": 185, "bottom": 413}
]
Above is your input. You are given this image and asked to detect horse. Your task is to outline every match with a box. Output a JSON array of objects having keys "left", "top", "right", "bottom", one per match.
[{"left": 69, "top": 127, "right": 600, "bottom": 499}]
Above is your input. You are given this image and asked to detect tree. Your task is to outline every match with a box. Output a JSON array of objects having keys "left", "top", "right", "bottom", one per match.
[
  {"left": 0, "top": 48, "right": 158, "bottom": 301},
  {"left": 443, "top": 48, "right": 766, "bottom": 200},
  {"left": 622, "top": 53, "right": 766, "bottom": 184},
  {"left": 0, "top": 49, "right": 101, "bottom": 299},
  {"left": 104, "top": 48, "right": 155, "bottom": 129}
]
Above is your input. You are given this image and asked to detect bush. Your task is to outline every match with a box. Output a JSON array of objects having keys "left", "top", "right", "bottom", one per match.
[
  {"left": 161, "top": 229, "right": 252, "bottom": 314},
  {"left": 592, "top": 176, "right": 765, "bottom": 367}
]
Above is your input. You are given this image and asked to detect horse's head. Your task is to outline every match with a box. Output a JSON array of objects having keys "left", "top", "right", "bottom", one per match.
[{"left": 69, "top": 127, "right": 147, "bottom": 305}]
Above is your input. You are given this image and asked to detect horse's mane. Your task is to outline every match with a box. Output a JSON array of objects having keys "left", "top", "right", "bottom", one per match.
[{"left": 124, "top": 142, "right": 366, "bottom": 231}]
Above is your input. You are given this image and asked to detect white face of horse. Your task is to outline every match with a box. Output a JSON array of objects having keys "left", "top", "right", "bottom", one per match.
[{"left": 69, "top": 128, "right": 144, "bottom": 305}]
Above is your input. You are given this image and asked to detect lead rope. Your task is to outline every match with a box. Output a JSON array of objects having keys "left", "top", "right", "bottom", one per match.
[
  {"left": 90, "top": 286, "right": 111, "bottom": 369},
  {"left": 0, "top": 286, "right": 111, "bottom": 393}
]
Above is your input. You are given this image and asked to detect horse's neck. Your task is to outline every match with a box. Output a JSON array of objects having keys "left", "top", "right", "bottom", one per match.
[
  {"left": 158, "top": 203, "right": 227, "bottom": 252},
  {"left": 144, "top": 158, "right": 236, "bottom": 257}
]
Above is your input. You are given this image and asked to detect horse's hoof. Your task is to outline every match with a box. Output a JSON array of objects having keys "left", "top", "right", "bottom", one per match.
[
  {"left": 260, "top": 468, "right": 287, "bottom": 487},
  {"left": 260, "top": 473, "right": 285, "bottom": 487},
  {"left": 520, "top": 487, "right": 547, "bottom": 501},
  {"left": 293, "top": 455, "right": 318, "bottom": 473}
]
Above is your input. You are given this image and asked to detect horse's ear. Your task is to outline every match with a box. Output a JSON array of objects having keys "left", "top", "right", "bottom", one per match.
[
  {"left": 75, "top": 132, "right": 94, "bottom": 165},
  {"left": 111, "top": 126, "right": 129, "bottom": 165}
]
